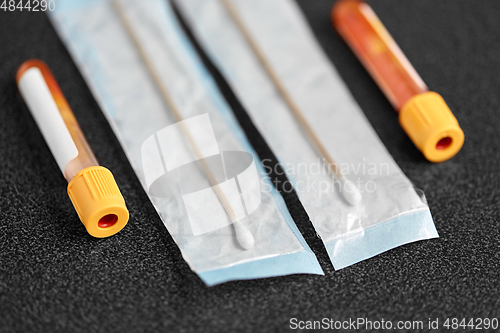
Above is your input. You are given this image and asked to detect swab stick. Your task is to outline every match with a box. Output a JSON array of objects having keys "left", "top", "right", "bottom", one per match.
[
  {"left": 112, "top": 0, "right": 255, "bottom": 249},
  {"left": 221, "top": 0, "right": 362, "bottom": 205}
]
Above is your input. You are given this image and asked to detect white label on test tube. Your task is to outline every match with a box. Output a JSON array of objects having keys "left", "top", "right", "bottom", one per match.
[{"left": 18, "top": 67, "right": 78, "bottom": 173}]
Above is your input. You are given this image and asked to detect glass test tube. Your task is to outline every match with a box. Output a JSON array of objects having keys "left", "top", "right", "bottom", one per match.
[
  {"left": 17, "top": 60, "right": 129, "bottom": 238},
  {"left": 332, "top": 0, "right": 464, "bottom": 162}
]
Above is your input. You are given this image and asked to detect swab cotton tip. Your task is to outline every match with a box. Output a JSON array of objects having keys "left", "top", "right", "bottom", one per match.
[
  {"left": 220, "top": 0, "right": 369, "bottom": 206},
  {"left": 233, "top": 222, "right": 255, "bottom": 250},
  {"left": 339, "top": 177, "right": 362, "bottom": 206}
]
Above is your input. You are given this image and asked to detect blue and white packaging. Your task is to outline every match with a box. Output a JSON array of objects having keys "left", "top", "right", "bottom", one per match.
[
  {"left": 174, "top": 0, "right": 439, "bottom": 269},
  {"left": 49, "top": 0, "right": 323, "bottom": 285}
]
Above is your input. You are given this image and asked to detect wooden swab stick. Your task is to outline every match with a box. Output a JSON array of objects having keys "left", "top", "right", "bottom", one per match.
[
  {"left": 112, "top": 0, "right": 255, "bottom": 249},
  {"left": 221, "top": 0, "right": 362, "bottom": 205}
]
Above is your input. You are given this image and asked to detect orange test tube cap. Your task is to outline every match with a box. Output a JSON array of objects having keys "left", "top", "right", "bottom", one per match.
[
  {"left": 399, "top": 92, "right": 464, "bottom": 163},
  {"left": 68, "top": 166, "right": 129, "bottom": 238}
]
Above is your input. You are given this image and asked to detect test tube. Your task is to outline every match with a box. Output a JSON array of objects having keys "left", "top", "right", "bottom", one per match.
[
  {"left": 332, "top": 0, "right": 464, "bottom": 162},
  {"left": 16, "top": 60, "right": 129, "bottom": 237}
]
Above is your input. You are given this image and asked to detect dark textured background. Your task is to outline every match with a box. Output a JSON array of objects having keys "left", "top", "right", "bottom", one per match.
[{"left": 1, "top": 1, "right": 499, "bottom": 332}]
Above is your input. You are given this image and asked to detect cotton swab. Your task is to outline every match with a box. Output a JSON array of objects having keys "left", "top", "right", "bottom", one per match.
[
  {"left": 112, "top": 0, "right": 255, "bottom": 249},
  {"left": 221, "top": 0, "right": 362, "bottom": 206}
]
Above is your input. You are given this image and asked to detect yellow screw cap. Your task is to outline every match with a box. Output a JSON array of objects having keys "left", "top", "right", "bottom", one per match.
[
  {"left": 67, "top": 166, "right": 129, "bottom": 238},
  {"left": 399, "top": 92, "right": 464, "bottom": 163}
]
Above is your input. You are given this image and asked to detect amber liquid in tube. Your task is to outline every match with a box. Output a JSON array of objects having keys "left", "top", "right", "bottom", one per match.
[{"left": 332, "top": 0, "right": 428, "bottom": 111}]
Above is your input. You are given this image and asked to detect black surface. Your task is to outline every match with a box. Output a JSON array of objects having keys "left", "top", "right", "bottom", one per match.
[{"left": 0, "top": 1, "right": 499, "bottom": 332}]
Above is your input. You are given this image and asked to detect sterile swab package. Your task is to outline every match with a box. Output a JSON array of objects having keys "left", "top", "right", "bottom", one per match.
[
  {"left": 49, "top": 0, "right": 323, "bottom": 285},
  {"left": 174, "top": 0, "right": 439, "bottom": 269}
]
